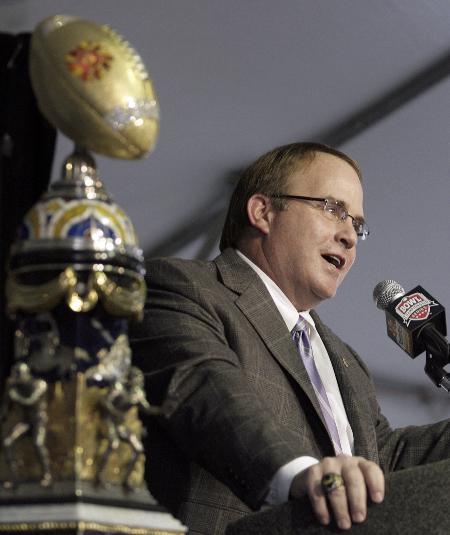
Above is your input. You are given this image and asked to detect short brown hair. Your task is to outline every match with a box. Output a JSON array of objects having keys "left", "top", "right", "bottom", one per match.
[{"left": 219, "top": 142, "right": 362, "bottom": 251}]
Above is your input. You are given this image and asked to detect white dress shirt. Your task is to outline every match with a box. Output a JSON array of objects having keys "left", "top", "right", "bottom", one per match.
[{"left": 236, "top": 250, "right": 354, "bottom": 504}]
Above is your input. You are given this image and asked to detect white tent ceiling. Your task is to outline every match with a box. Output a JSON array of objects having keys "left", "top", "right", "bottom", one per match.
[{"left": 1, "top": 0, "right": 449, "bottom": 426}]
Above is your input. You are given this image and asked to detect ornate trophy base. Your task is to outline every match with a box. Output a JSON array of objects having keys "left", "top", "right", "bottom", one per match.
[
  {"left": 0, "top": 481, "right": 186, "bottom": 534},
  {"left": 1, "top": 505, "right": 185, "bottom": 535}
]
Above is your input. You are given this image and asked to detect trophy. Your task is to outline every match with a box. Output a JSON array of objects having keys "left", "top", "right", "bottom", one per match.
[{"left": 0, "top": 14, "right": 186, "bottom": 535}]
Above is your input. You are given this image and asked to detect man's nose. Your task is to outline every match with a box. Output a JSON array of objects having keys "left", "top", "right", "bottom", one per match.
[{"left": 336, "top": 219, "right": 357, "bottom": 249}]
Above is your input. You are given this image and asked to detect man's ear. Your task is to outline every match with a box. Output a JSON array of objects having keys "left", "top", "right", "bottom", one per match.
[{"left": 246, "top": 194, "right": 273, "bottom": 236}]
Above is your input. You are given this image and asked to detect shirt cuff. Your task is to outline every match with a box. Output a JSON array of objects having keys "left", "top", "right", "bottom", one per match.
[{"left": 264, "top": 456, "right": 319, "bottom": 505}]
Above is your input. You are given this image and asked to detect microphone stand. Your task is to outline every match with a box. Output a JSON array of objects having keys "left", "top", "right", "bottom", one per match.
[{"left": 421, "top": 324, "right": 450, "bottom": 391}]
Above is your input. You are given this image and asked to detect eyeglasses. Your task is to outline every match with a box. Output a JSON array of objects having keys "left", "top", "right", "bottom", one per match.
[{"left": 273, "top": 194, "right": 370, "bottom": 241}]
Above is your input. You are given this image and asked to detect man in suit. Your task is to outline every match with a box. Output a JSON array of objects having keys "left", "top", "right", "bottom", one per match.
[{"left": 130, "top": 142, "right": 450, "bottom": 534}]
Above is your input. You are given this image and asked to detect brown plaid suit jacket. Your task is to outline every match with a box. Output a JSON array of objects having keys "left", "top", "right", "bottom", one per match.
[{"left": 130, "top": 248, "right": 450, "bottom": 535}]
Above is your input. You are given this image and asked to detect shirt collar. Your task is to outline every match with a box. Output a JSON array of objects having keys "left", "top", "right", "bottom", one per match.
[{"left": 235, "top": 249, "right": 316, "bottom": 333}]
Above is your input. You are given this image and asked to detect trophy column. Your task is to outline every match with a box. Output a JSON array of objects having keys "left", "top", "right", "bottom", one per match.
[{"left": 0, "top": 148, "right": 186, "bottom": 534}]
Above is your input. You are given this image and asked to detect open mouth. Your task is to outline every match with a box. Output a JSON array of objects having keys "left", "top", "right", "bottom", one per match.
[{"left": 322, "top": 254, "right": 344, "bottom": 270}]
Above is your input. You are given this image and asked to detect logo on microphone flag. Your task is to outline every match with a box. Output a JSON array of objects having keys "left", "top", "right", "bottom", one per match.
[{"left": 395, "top": 292, "right": 438, "bottom": 326}]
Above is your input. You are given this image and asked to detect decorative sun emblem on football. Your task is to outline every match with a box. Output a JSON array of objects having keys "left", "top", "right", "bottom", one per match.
[{"left": 65, "top": 41, "right": 113, "bottom": 81}]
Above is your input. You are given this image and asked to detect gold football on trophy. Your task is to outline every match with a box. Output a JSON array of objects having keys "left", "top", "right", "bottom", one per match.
[{"left": 29, "top": 15, "right": 159, "bottom": 159}]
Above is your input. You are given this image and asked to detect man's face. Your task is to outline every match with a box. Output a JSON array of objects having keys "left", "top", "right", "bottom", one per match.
[{"left": 262, "top": 152, "right": 364, "bottom": 311}]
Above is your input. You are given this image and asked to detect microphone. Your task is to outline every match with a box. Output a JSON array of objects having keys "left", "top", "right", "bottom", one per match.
[{"left": 373, "top": 280, "right": 448, "bottom": 360}]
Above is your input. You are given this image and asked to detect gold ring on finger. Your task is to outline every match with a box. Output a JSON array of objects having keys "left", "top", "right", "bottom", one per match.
[{"left": 321, "top": 472, "right": 344, "bottom": 494}]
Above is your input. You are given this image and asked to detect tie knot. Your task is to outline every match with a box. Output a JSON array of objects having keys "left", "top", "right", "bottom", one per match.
[{"left": 293, "top": 315, "right": 308, "bottom": 334}]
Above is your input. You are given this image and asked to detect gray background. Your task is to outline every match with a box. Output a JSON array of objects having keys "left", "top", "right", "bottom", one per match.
[{"left": 1, "top": 0, "right": 449, "bottom": 426}]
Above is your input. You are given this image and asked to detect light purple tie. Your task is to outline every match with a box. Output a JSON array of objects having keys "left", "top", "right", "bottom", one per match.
[{"left": 292, "top": 315, "right": 343, "bottom": 454}]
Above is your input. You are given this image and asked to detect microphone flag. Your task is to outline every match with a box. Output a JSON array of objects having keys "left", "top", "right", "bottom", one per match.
[{"left": 381, "top": 285, "right": 446, "bottom": 358}]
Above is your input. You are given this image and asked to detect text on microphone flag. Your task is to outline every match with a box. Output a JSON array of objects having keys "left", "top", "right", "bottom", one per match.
[{"left": 395, "top": 292, "right": 438, "bottom": 326}]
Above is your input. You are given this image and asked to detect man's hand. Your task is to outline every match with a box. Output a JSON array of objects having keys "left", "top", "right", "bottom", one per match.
[{"left": 289, "top": 455, "right": 384, "bottom": 530}]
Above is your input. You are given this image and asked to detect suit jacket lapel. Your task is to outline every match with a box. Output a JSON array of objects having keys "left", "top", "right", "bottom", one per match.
[
  {"left": 313, "top": 313, "right": 379, "bottom": 462},
  {"left": 215, "top": 249, "right": 328, "bottom": 428}
]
